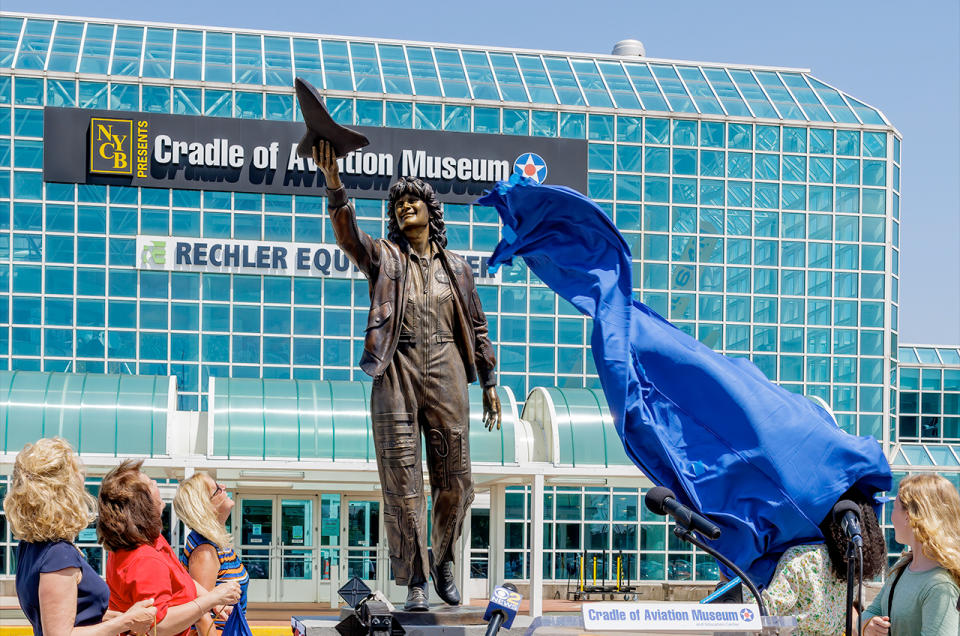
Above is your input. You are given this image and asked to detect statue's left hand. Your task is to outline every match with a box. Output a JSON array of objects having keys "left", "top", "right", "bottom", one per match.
[{"left": 483, "top": 386, "right": 502, "bottom": 431}]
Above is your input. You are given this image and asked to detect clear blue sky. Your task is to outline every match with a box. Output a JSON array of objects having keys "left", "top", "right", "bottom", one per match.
[{"left": 7, "top": 0, "right": 959, "bottom": 345}]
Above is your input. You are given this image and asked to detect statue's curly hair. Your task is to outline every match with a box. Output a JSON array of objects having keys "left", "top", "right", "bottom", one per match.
[
  {"left": 819, "top": 487, "right": 887, "bottom": 580},
  {"left": 386, "top": 176, "right": 446, "bottom": 249}
]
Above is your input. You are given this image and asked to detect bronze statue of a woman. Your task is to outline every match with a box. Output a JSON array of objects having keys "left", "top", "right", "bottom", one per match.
[{"left": 314, "top": 140, "right": 500, "bottom": 611}]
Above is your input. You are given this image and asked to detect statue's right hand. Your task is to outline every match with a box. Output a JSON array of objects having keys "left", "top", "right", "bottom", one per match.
[{"left": 313, "top": 140, "right": 342, "bottom": 188}]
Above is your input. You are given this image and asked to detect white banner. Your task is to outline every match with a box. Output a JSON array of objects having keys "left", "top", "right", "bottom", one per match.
[
  {"left": 136, "top": 235, "right": 501, "bottom": 283},
  {"left": 581, "top": 602, "right": 762, "bottom": 632}
]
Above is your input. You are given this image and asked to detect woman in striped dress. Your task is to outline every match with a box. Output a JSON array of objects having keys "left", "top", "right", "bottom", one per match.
[{"left": 174, "top": 473, "right": 249, "bottom": 630}]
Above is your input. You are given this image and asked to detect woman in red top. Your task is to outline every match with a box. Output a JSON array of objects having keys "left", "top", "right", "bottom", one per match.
[{"left": 98, "top": 461, "right": 240, "bottom": 636}]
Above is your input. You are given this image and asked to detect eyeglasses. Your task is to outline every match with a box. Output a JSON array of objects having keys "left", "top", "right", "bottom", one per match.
[{"left": 210, "top": 483, "right": 224, "bottom": 500}]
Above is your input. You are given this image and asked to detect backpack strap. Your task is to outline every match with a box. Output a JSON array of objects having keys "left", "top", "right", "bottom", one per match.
[{"left": 886, "top": 565, "right": 906, "bottom": 616}]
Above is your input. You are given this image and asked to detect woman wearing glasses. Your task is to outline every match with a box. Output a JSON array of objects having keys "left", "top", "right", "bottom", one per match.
[{"left": 174, "top": 474, "right": 249, "bottom": 630}]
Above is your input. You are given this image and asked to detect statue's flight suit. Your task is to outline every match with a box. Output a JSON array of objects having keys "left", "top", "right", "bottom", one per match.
[{"left": 328, "top": 185, "right": 497, "bottom": 586}]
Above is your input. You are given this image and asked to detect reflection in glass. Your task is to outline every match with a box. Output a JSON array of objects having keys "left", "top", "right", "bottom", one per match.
[
  {"left": 110, "top": 26, "right": 144, "bottom": 76},
  {"left": 47, "top": 22, "right": 84, "bottom": 73},
  {"left": 378, "top": 44, "right": 411, "bottom": 95}
]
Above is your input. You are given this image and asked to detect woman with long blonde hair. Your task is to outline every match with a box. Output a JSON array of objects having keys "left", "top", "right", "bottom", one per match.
[
  {"left": 3, "top": 438, "right": 156, "bottom": 635},
  {"left": 173, "top": 473, "right": 249, "bottom": 630},
  {"left": 862, "top": 473, "right": 960, "bottom": 635}
]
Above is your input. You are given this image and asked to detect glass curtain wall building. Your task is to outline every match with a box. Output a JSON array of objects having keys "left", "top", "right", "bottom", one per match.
[{"left": 0, "top": 12, "right": 912, "bottom": 596}]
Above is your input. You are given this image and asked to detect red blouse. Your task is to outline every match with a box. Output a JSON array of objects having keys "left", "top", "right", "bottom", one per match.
[{"left": 106, "top": 535, "right": 198, "bottom": 636}]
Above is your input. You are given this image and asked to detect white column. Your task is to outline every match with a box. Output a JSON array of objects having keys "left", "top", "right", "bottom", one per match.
[
  {"left": 488, "top": 484, "right": 506, "bottom": 598},
  {"left": 529, "top": 474, "right": 545, "bottom": 616},
  {"left": 455, "top": 505, "right": 472, "bottom": 606}
]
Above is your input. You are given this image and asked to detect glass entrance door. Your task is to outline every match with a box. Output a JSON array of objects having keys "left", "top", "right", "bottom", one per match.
[
  {"left": 238, "top": 496, "right": 321, "bottom": 603},
  {"left": 278, "top": 499, "right": 314, "bottom": 600},
  {"left": 342, "top": 498, "right": 405, "bottom": 602},
  {"left": 238, "top": 498, "right": 273, "bottom": 602},
  {"left": 344, "top": 499, "right": 380, "bottom": 591}
]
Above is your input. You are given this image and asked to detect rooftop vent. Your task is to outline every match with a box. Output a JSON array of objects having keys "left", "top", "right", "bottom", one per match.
[{"left": 611, "top": 39, "right": 646, "bottom": 57}]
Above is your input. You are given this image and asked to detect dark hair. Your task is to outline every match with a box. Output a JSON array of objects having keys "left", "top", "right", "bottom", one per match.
[
  {"left": 386, "top": 177, "right": 446, "bottom": 249},
  {"left": 819, "top": 487, "right": 887, "bottom": 580},
  {"left": 97, "top": 459, "right": 162, "bottom": 552}
]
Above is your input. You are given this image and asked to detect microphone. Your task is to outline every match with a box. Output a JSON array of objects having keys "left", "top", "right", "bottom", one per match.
[
  {"left": 483, "top": 582, "right": 521, "bottom": 636},
  {"left": 832, "top": 499, "right": 863, "bottom": 547},
  {"left": 645, "top": 487, "right": 721, "bottom": 540}
]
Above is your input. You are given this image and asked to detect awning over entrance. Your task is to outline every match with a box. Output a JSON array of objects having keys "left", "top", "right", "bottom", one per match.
[
  {"left": 521, "top": 387, "right": 633, "bottom": 467},
  {"left": 0, "top": 370, "right": 175, "bottom": 456},
  {"left": 208, "top": 378, "right": 526, "bottom": 465}
]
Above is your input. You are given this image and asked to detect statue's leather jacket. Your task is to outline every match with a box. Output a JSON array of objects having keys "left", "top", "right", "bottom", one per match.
[{"left": 328, "top": 186, "right": 497, "bottom": 388}]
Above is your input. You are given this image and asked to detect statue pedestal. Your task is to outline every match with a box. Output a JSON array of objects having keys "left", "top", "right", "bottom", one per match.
[{"left": 294, "top": 605, "right": 490, "bottom": 636}]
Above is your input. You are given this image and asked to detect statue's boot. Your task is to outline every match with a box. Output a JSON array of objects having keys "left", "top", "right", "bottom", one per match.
[
  {"left": 404, "top": 584, "right": 429, "bottom": 612},
  {"left": 430, "top": 557, "right": 461, "bottom": 606}
]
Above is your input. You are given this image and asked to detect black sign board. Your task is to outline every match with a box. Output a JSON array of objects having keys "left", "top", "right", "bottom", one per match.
[{"left": 43, "top": 107, "right": 588, "bottom": 204}]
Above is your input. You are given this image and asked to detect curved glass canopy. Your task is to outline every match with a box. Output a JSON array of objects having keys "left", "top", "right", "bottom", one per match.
[
  {"left": 209, "top": 377, "right": 520, "bottom": 464},
  {"left": 521, "top": 386, "right": 633, "bottom": 467},
  {"left": 0, "top": 14, "right": 888, "bottom": 125},
  {"left": 0, "top": 370, "right": 172, "bottom": 456}
]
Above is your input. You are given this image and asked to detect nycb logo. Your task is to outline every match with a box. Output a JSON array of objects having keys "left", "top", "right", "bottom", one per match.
[{"left": 90, "top": 118, "right": 133, "bottom": 175}]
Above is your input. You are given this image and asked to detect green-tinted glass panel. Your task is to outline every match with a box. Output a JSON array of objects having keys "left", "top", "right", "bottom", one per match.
[
  {"left": 15, "top": 19, "right": 53, "bottom": 70},
  {"left": 727, "top": 70, "right": 778, "bottom": 119},
  {"left": 650, "top": 64, "right": 695, "bottom": 113},
  {"left": 677, "top": 66, "right": 723, "bottom": 114},
  {"left": 173, "top": 30, "right": 202, "bottom": 81},
  {"left": 263, "top": 36, "right": 293, "bottom": 86},
  {"left": 544, "top": 57, "right": 585, "bottom": 106},
  {"left": 434, "top": 48, "right": 470, "bottom": 99},
  {"left": 110, "top": 26, "right": 143, "bottom": 76},
  {"left": 47, "top": 21, "right": 84, "bottom": 72},
  {"left": 702, "top": 67, "right": 751, "bottom": 117},
  {"left": 598, "top": 61, "right": 640, "bottom": 110},
  {"left": 78, "top": 23, "right": 113, "bottom": 75},
  {"left": 204, "top": 32, "right": 233, "bottom": 83},
  {"left": 292, "top": 39, "right": 323, "bottom": 88},
  {"left": 489, "top": 52, "right": 528, "bottom": 102},
  {"left": 779, "top": 73, "right": 831, "bottom": 121},
  {"left": 623, "top": 63, "right": 668, "bottom": 112},
  {"left": 378, "top": 44, "right": 411, "bottom": 95},
  {"left": 406, "top": 47, "right": 442, "bottom": 97},
  {"left": 462, "top": 50, "right": 499, "bottom": 101},
  {"left": 142, "top": 27, "right": 173, "bottom": 79},
  {"left": 321, "top": 40, "right": 352, "bottom": 91}
]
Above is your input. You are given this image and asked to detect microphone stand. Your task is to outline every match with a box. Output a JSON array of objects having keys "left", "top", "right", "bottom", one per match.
[
  {"left": 844, "top": 539, "right": 863, "bottom": 636},
  {"left": 673, "top": 526, "right": 767, "bottom": 617}
]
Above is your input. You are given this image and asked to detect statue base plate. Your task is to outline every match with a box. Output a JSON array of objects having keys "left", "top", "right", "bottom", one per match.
[
  {"left": 338, "top": 604, "right": 486, "bottom": 625},
  {"left": 295, "top": 606, "right": 490, "bottom": 636}
]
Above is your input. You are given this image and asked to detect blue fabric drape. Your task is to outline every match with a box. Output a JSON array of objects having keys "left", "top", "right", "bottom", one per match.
[
  {"left": 478, "top": 177, "right": 891, "bottom": 588},
  {"left": 220, "top": 604, "right": 253, "bottom": 636}
]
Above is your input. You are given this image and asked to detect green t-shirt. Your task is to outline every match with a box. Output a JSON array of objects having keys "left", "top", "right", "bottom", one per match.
[{"left": 862, "top": 565, "right": 959, "bottom": 636}]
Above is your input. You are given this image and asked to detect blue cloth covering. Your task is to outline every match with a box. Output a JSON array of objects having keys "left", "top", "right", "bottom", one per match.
[
  {"left": 221, "top": 599, "right": 253, "bottom": 636},
  {"left": 478, "top": 177, "right": 892, "bottom": 588}
]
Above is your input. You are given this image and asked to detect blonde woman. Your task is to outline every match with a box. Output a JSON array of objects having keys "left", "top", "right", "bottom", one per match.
[
  {"left": 862, "top": 474, "right": 960, "bottom": 635},
  {"left": 174, "top": 473, "right": 249, "bottom": 630},
  {"left": 3, "top": 438, "right": 156, "bottom": 636}
]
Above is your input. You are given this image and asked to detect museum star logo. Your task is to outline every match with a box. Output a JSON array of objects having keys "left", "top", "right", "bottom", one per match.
[
  {"left": 739, "top": 608, "right": 755, "bottom": 622},
  {"left": 513, "top": 152, "right": 547, "bottom": 184},
  {"left": 89, "top": 117, "right": 133, "bottom": 175}
]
